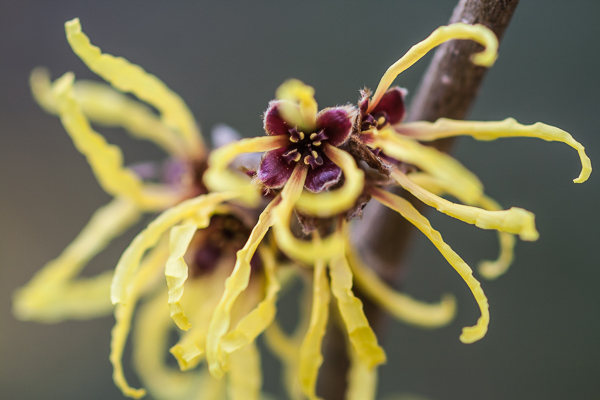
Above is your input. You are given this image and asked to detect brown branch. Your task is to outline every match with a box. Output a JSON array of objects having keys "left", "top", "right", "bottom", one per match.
[{"left": 317, "top": 1, "right": 520, "bottom": 399}]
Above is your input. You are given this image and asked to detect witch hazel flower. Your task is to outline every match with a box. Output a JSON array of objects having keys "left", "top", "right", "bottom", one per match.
[
  {"left": 256, "top": 79, "right": 357, "bottom": 193},
  {"left": 13, "top": 18, "right": 281, "bottom": 400},
  {"left": 203, "top": 22, "right": 591, "bottom": 400}
]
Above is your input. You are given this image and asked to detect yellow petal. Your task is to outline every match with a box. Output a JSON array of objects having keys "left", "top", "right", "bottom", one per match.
[
  {"left": 374, "top": 128, "right": 483, "bottom": 204},
  {"left": 392, "top": 169, "right": 539, "bottom": 241},
  {"left": 263, "top": 283, "right": 312, "bottom": 400},
  {"left": 204, "top": 135, "right": 289, "bottom": 207},
  {"left": 476, "top": 196, "right": 516, "bottom": 280},
  {"left": 111, "top": 239, "right": 170, "bottom": 399},
  {"left": 346, "top": 242, "right": 456, "bottom": 329},
  {"left": 206, "top": 198, "right": 280, "bottom": 378},
  {"left": 64, "top": 18, "right": 204, "bottom": 159},
  {"left": 397, "top": 118, "right": 592, "bottom": 183},
  {"left": 329, "top": 252, "right": 386, "bottom": 368},
  {"left": 30, "top": 68, "right": 187, "bottom": 158},
  {"left": 299, "top": 259, "right": 330, "bottom": 400},
  {"left": 346, "top": 345, "right": 378, "bottom": 400},
  {"left": 220, "top": 246, "right": 281, "bottom": 355},
  {"left": 407, "top": 173, "right": 516, "bottom": 280},
  {"left": 227, "top": 342, "right": 262, "bottom": 400},
  {"left": 272, "top": 164, "right": 345, "bottom": 263},
  {"left": 112, "top": 192, "right": 239, "bottom": 305},
  {"left": 170, "top": 266, "right": 229, "bottom": 371},
  {"left": 369, "top": 23, "right": 497, "bottom": 112},
  {"left": 276, "top": 79, "right": 318, "bottom": 131},
  {"left": 133, "top": 288, "right": 206, "bottom": 400},
  {"left": 165, "top": 222, "right": 198, "bottom": 331},
  {"left": 13, "top": 198, "right": 140, "bottom": 322},
  {"left": 295, "top": 145, "right": 365, "bottom": 217},
  {"left": 51, "top": 72, "right": 184, "bottom": 211},
  {"left": 373, "top": 188, "right": 489, "bottom": 344}
]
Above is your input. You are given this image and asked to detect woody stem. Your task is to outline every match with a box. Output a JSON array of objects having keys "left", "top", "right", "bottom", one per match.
[{"left": 317, "top": 0, "right": 520, "bottom": 398}]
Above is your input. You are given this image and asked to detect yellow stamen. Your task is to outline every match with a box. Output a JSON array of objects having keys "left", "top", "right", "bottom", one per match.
[
  {"left": 374, "top": 128, "right": 483, "bottom": 204},
  {"left": 299, "top": 131, "right": 305, "bottom": 140},
  {"left": 13, "top": 198, "right": 140, "bottom": 322},
  {"left": 295, "top": 144, "right": 365, "bottom": 217},
  {"left": 397, "top": 117, "right": 592, "bottom": 183},
  {"left": 204, "top": 135, "right": 288, "bottom": 206},
  {"left": 373, "top": 188, "right": 489, "bottom": 344},
  {"left": 369, "top": 23, "right": 498, "bottom": 112},
  {"left": 310, "top": 133, "right": 317, "bottom": 140},
  {"left": 299, "top": 258, "right": 330, "bottom": 400},
  {"left": 304, "top": 155, "right": 311, "bottom": 165},
  {"left": 293, "top": 153, "right": 302, "bottom": 162},
  {"left": 276, "top": 79, "right": 318, "bottom": 131},
  {"left": 111, "top": 192, "right": 239, "bottom": 305},
  {"left": 392, "top": 168, "right": 539, "bottom": 241},
  {"left": 346, "top": 242, "right": 456, "bottom": 329},
  {"left": 311, "top": 150, "right": 319, "bottom": 159},
  {"left": 64, "top": 18, "right": 204, "bottom": 159},
  {"left": 312, "top": 141, "right": 321, "bottom": 146}
]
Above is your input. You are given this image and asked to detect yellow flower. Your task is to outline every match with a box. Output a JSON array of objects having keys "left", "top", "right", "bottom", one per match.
[
  {"left": 13, "top": 18, "right": 275, "bottom": 400},
  {"left": 14, "top": 17, "right": 592, "bottom": 400},
  {"left": 204, "top": 22, "right": 591, "bottom": 400}
]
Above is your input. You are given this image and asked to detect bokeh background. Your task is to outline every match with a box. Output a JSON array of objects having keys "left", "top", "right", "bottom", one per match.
[{"left": 1, "top": 1, "right": 598, "bottom": 399}]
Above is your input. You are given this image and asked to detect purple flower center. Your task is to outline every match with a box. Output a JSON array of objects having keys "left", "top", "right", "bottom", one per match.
[{"left": 281, "top": 127, "right": 329, "bottom": 169}]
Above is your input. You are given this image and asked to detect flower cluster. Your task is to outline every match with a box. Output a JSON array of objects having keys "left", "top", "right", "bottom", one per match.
[{"left": 14, "top": 18, "right": 591, "bottom": 400}]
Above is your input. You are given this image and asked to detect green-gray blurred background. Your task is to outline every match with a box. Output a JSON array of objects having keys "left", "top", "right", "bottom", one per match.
[{"left": 1, "top": 1, "right": 598, "bottom": 399}]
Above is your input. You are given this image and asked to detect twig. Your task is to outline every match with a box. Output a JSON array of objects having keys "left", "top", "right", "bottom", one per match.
[{"left": 317, "top": 1, "right": 520, "bottom": 399}]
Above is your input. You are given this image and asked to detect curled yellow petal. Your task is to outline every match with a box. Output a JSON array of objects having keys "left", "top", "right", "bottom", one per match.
[
  {"left": 407, "top": 172, "right": 516, "bottom": 280},
  {"left": 397, "top": 118, "right": 592, "bottom": 183},
  {"left": 369, "top": 23, "right": 498, "bottom": 112},
  {"left": 272, "top": 164, "right": 345, "bottom": 264},
  {"left": 220, "top": 246, "right": 281, "bottom": 355},
  {"left": 165, "top": 222, "right": 198, "bottom": 331},
  {"left": 227, "top": 342, "right": 262, "bottom": 400},
  {"left": 373, "top": 188, "right": 489, "bottom": 344},
  {"left": 112, "top": 192, "right": 239, "bottom": 305},
  {"left": 64, "top": 18, "right": 204, "bottom": 159},
  {"left": 299, "top": 259, "right": 330, "bottom": 400},
  {"left": 392, "top": 169, "right": 538, "bottom": 241},
  {"left": 133, "top": 289, "right": 206, "bottom": 400},
  {"left": 51, "top": 72, "right": 184, "bottom": 211},
  {"left": 476, "top": 196, "right": 516, "bottom": 280},
  {"left": 206, "top": 198, "right": 279, "bottom": 379},
  {"left": 329, "top": 253, "right": 386, "bottom": 368},
  {"left": 30, "top": 68, "right": 187, "bottom": 158},
  {"left": 295, "top": 144, "right": 365, "bottom": 217},
  {"left": 111, "top": 240, "right": 169, "bottom": 399},
  {"left": 169, "top": 265, "right": 229, "bottom": 371},
  {"left": 346, "top": 243, "right": 456, "bottom": 329},
  {"left": 204, "top": 135, "right": 289, "bottom": 207},
  {"left": 276, "top": 79, "right": 318, "bottom": 131},
  {"left": 374, "top": 128, "right": 483, "bottom": 204},
  {"left": 13, "top": 198, "right": 140, "bottom": 322}
]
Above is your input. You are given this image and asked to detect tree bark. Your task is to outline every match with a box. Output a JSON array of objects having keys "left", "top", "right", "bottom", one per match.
[{"left": 318, "top": 1, "right": 520, "bottom": 399}]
